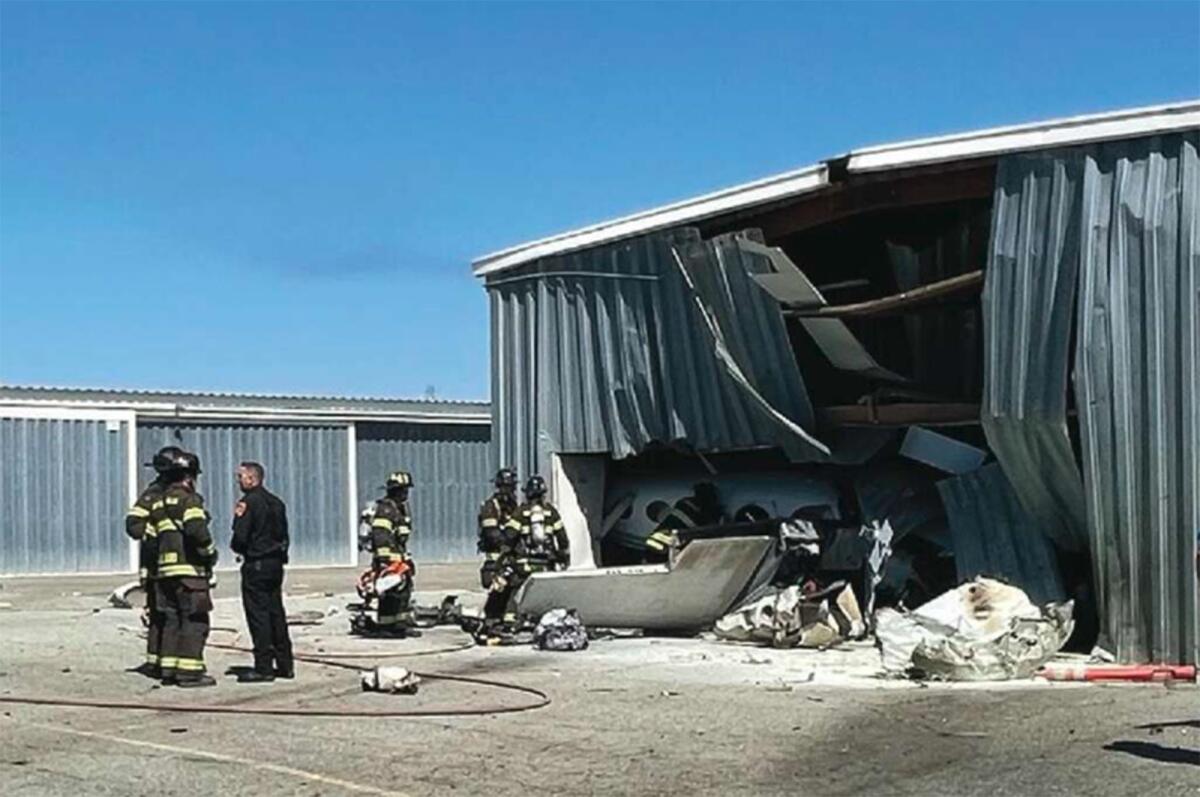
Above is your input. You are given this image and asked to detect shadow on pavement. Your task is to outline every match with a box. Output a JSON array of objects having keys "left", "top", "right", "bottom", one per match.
[{"left": 1104, "top": 740, "right": 1200, "bottom": 766}]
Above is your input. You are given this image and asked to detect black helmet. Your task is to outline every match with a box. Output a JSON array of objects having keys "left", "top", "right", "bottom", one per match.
[
  {"left": 524, "top": 475, "right": 547, "bottom": 499},
  {"left": 494, "top": 468, "right": 518, "bottom": 491},
  {"left": 149, "top": 446, "right": 189, "bottom": 476},
  {"left": 182, "top": 452, "right": 202, "bottom": 476},
  {"left": 385, "top": 470, "right": 413, "bottom": 490}
]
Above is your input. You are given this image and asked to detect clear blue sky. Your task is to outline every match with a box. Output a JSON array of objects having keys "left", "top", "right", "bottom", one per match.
[{"left": 2, "top": 2, "right": 1197, "bottom": 400}]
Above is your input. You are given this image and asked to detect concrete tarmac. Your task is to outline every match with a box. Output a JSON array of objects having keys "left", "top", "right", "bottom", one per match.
[{"left": 1, "top": 565, "right": 1196, "bottom": 796}]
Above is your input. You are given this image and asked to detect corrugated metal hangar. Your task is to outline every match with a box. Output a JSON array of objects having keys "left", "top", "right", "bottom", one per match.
[
  {"left": 0, "top": 386, "right": 491, "bottom": 574},
  {"left": 472, "top": 101, "right": 1199, "bottom": 664}
]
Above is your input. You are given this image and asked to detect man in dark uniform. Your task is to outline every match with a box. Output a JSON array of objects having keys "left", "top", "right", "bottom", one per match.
[
  {"left": 478, "top": 468, "right": 521, "bottom": 635},
  {"left": 231, "top": 461, "right": 293, "bottom": 683},
  {"left": 366, "top": 471, "right": 416, "bottom": 634},
  {"left": 151, "top": 450, "right": 218, "bottom": 687},
  {"left": 124, "top": 446, "right": 186, "bottom": 678}
]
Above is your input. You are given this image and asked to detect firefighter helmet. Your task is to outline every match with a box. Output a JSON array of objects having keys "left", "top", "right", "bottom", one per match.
[
  {"left": 149, "top": 446, "right": 189, "bottom": 476},
  {"left": 385, "top": 471, "right": 413, "bottom": 490},
  {"left": 523, "top": 475, "right": 547, "bottom": 499},
  {"left": 183, "top": 452, "right": 202, "bottom": 476},
  {"left": 494, "top": 468, "right": 518, "bottom": 491}
]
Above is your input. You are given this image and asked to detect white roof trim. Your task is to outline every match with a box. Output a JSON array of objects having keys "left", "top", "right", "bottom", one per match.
[
  {"left": 0, "top": 397, "right": 491, "bottom": 426},
  {"left": 473, "top": 100, "right": 1200, "bottom": 277}
]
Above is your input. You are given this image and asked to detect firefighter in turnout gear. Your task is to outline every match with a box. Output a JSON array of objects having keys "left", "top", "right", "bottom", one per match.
[
  {"left": 150, "top": 450, "right": 218, "bottom": 687},
  {"left": 513, "top": 476, "right": 570, "bottom": 577},
  {"left": 363, "top": 471, "right": 416, "bottom": 633},
  {"left": 643, "top": 482, "right": 724, "bottom": 562},
  {"left": 124, "top": 446, "right": 187, "bottom": 678},
  {"left": 477, "top": 475, "right": 569, "bottom": 643},
  {"left": 478, "top": 468, "right": 522, "bottom": 634}
]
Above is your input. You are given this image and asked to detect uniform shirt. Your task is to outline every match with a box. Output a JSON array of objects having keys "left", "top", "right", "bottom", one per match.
[
  {"left": 369, "top": 496, "right": 412, "bottom": 563},
  {"left": 477, "top": 492, "right": 520, "bottom": 559},
  {"left": 231, "top": 485, "right": 290, "bottom": 563},
  {"left": 151, "top": 485, "right": 217, "bottom": 579},
  {"left": 513, "top": 499, "right": 569, "bottom": 570}
]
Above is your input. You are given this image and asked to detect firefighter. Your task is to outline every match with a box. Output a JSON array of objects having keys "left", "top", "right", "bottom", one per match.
[
  {"left": 124, "top": 445, "right": 186, "bottom": 678},
  {"left": 366, "top": 471, "right": 416, "bottom": 633},
  {"left": 643, "top": 481, "right": 724, "bottom": 561},
  {"left": 151, "top": 450, "right": 218, "bottom": 687},
  {"left": 513, "top": 475, "right": 570, "bottom": 576},
  {"left": 478, "top": 468, "right": 521, "bottom": 633}
]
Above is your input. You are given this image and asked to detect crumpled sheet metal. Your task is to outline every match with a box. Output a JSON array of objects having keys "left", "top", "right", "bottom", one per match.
[
  {"left": 875, "top": 577, "right": 1074, "bottom": 680},
  {"left": 533, "top": 608, "right": 589, "bottom": 652},
  {"left": 515, "top": 537, "right": 779, "bottom": 631},
  {"left": 714, "top": 583, "right": 865, "bottom": 649}
]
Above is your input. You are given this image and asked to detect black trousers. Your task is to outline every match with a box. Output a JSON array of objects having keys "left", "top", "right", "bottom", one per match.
[
  {"left": 241, "top": 557, "right": 293, "bottom": 674},
  {"left": 156, "top": 577, "right": 211, "bottom": 680}
]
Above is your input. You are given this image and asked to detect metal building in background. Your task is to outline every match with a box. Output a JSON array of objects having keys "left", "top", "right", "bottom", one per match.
[{"left": 0, "top": 386, "right": 491, "bottom": 575}]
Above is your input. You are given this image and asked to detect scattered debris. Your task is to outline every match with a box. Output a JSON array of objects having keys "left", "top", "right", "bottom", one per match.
[
  {"left": 286, "top": 610, "right": 327, "bottom": 626},
  {"left": 533, "top": 609, "right": 589, "bottom": 652},
  {"left": 715, "top": 581, "right": 864, "bottom": 648},
  {"left": 108, "top": 581, "right": 143, "bottom": 610},
  {"left": 360, "top": 666, "right": 420, "bottom": 695},
  {"left": 875, "top": 578, "right": 1074, "bottom": 680},
  {"left": 900, "top": 426, "right": 987, "bottom": 475}
]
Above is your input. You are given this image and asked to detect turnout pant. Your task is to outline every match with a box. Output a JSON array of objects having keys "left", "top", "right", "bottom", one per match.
[
  {"left": 377, "top": 579, "right": 413, "bottom": 628},
  {"left": 156, "top": 577, "right": 212, "bottom": 681},
  {"left": 241, "top": 557, "right": 294, "bottom": 674},
  {"left": 145, "top": 580, "right": 164, "bottom": 667}
]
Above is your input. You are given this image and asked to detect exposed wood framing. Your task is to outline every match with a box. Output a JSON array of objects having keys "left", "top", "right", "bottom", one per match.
[{"left": 785, "top": 271, "right": 984, "bottom": 318}]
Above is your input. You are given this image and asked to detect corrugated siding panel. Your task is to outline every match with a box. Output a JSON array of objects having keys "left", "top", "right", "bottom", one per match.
[
  {"left": 981, "top": 150, "right": 1091, "bottom": 552},
  {"left": 937, "top": 463, "right": 1066, "bottom": 606},
  {"left": 0, "top": 417, "right": 130, "bottom": 574},
  {"left": 488, "top": 227, "right": 823, "bottom": 478},
  {"left": 137, "top": 423, "right": 350, "bottom": 567},
  {"left": 355, "top": 422, "right": 492, "bottom": 562},
  {"left": 1074, "top": 131, "right": 1200, "bottom": 664}
]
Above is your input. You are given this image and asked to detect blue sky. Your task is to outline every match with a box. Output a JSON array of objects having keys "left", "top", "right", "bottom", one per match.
[{"left": 1, "top": 2, "right": 1197, "bottom": 400}]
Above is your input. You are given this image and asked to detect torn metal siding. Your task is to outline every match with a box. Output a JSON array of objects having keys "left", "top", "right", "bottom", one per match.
[
  {"left": 137, "top": 422, "right": 351, "bottom": 567},
  {"left": 1074, "top": 132, "right": 1200, "bottom": 664},
  {"left": 355, "top": 422, "right": 492, "bottom": 562},
  {"left": 981, "top": 151, "right": 1090, "bottom": 552},
  {"left": 488, "top": 227, "right": 824, "bottom": 477},
  {"left": 0, "top": 416, "right": 131, "bottom": 574},
  {"left": 937, "top": 463, "right": 1066, "bottom": 606}
]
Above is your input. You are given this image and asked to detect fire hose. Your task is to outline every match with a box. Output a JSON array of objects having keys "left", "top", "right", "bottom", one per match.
[{"left": 0, "top": 635, "right": 550, "bottom": 718}]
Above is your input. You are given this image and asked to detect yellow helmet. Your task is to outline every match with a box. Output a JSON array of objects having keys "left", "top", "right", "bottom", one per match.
[{"left": 385, "top": 471, "right": 413, "bottom": 489}]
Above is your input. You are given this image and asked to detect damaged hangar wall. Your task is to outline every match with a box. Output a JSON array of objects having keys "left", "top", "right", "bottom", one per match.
[
  {"left": 984, "top": 131, "right": 1199, "bottom": 664},
  {"left": 486, "top": 227, "right": 827, "bottom": 478}
]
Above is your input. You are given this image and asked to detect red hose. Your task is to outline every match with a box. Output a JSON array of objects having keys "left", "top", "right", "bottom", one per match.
[{"left": 1038, "top": 664, "right": 1198, "bottom": 682}]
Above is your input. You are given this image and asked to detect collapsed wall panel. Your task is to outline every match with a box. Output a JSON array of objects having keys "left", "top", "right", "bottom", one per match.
[
  {"left": 981, "top": 152, "right": 1090, "bottom": 552},
  {"left": 487, "top": 228, "right": 827, "bottom": 478},
  {"left": 937, "top": 462, "right": 1066, "bottom": 606}
]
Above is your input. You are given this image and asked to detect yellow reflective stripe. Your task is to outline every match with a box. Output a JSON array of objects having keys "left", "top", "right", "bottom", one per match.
[
  {"left": 200, "top": 543, "right": 216, "bottom": 555},
  {"left": 138, "top": 568, "right": 149, "bottom": 580},
  {"left": 375, "top": 547, "right": 393, "bottom": 555},
  {"left": 155, "top": 519, "right": 176, "bottom": 533},
  {"left": 158, "top": 564, "right": 202, "bottom": 577},
  {"left": 159, "top": 552, "right": 179, "bottom": 564},
  {"left": 485, "top": 552, "right": 501, "bottom": 561},
  {"left": 503, "top": 520, "right": 522, "bottom": 531},
  {"left": 151, "top": 500, "right": 164, "bottom": 510},
  {"left": 182, "top": 507, "right": 206, "bottom": 522},
  {"left": 127, "top": 506, "right": 151, "bottom": 518},
  {"left": 481, "top": 518, "right": 499, "bottom": 528},
  {"left": 372, "top": 517, "right": 394, "bottom": 530},
  {"left": 551, "top": 521, "right": 564, "bottom": 531},
  {"left": 165, "top": 497, "right": 180, "bottom": 506},
  {"left": 159, "top": 656, "right": 179, "bottom": 669},
  {"left": 145, "top": 653, "right": 160, "bottom": 665},
  {"left": 144, "top": 527, "right": 158, "bottom": 539},
  {"left": 503, "top": 613, "right": 516, "bottom": 622},
  {"left": 396, "top": 527, "right": 412, "bottom": 536},
  {"left": 175, "top": 658, "right": 205, "bottom": 671}
]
